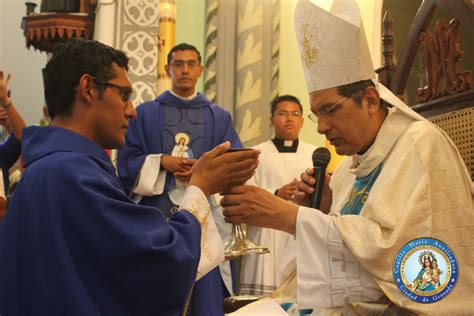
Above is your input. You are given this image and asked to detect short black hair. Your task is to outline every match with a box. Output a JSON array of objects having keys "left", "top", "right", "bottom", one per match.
[
  {"left": 270, "top": 94, "right": 303, "bottom": 116},
  {"left": 167, "top": 43, "right": 201, "bottom": 65},
  {"left": 43, "top": 38, "right": 129, "bottom": 119},
  {"left": 337, "top": 79, "right": 389, "bottom": 111}
]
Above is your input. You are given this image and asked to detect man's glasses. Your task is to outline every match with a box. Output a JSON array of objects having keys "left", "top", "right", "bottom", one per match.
[
  {"left": 170, "top": 60, "right": 200, "bottom": 69},
  {"left": 307, "top": 96, "right": 348, "bottom": 123},
  {"left": 274, "top": 110, "right": 302, "bottom": 118},
  {"left": 92, "top": 77, "right": 133, "bottom": 106}
]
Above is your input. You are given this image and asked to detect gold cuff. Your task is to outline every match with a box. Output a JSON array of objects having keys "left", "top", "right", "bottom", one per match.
[{"left": 184, "top": 207, "right": 209, "bottom": 225}]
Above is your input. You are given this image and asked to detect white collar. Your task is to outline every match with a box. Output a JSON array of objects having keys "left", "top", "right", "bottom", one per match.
[{"left": 170, "top": 90, "right": 197, "bottom": 101}]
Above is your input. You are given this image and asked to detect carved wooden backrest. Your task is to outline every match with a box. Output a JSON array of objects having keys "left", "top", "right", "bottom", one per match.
[{"left": 377, "top": 0, "right": 474, "bottom": 180}]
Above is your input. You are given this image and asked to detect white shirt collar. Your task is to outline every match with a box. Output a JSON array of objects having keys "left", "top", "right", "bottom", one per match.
[{"left": 170, "top": 90, "right": 197, "bottom": 101}]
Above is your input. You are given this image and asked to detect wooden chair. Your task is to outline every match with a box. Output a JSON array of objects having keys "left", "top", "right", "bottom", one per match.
[{"left": 376, "top": 0, "right": 474, "bottom": 180}]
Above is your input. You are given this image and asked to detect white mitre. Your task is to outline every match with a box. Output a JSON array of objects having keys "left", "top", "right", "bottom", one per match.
[
  {"left": 294, "top": 0, "right": 425, "bottom": 121},
  {"left": 294, "top": 0, "right": 374, "bottom": 92}
]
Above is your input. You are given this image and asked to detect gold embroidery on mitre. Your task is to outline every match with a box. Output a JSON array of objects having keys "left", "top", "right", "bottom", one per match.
[{"left": 300, "top": 22, "right": 319, "bottom": 68}]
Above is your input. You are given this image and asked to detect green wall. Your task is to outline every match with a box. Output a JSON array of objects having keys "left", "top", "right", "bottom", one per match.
[
  {"left": 174, "top": 0, "right": 332, "bottom": 148},
  {"left": 175, "top": 0, "right": 206, "bottom": 93}
]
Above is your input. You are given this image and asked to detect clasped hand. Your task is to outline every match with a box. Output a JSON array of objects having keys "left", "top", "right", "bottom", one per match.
[
  {"left": 276, "top": 178, "right": 298, "bottom": 201},
  {"left": 161, "top": 155, "right": 197, "bottom": 182}
]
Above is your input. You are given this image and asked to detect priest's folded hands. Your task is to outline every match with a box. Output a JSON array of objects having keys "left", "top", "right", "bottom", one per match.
[{"left": 189, "top": 142, "right": 260, "bottom": 196}]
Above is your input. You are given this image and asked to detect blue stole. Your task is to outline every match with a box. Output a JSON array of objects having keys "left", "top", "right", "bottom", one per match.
[
  {"left": 162, "top": 101, "right": 204, "bottom": 159},
  {"left": 340, "top": 164, "right": 383, "bottom": 216}
]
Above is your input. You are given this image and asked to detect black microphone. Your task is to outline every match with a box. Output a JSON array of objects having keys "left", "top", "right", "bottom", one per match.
[{"left": 309, "top": 147, "right": 331, "bottom": 209}]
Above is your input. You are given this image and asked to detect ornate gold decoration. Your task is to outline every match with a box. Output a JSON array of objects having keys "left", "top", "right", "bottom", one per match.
[
  {"left": 183, "top": 206, "right": 209, "bottom": 226},
  {"left": 182, "top": 202, "right": 212, "bottom": 280},
  {"left": 300, "top": 22, "right": 319, "bottom": 68}
]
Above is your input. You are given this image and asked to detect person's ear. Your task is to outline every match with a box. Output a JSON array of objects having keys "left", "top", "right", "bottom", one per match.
[
  {"left": 165, "top": 65, "right": 171, "bottom": 77},
  {"left": 78, "top": 74, "right": 95, "bottom": 104},
  {"left": 364, "top": 86, "right": 381, "bottom": 115}
]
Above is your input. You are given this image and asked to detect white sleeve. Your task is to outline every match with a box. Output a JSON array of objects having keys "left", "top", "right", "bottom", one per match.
[
  {"left": 133, "top": 154, "right": 167, "bottom": 196},
  {"left": 179, "top": 186, "right": 225, "bottom": 281},
  {"left": 296, "top": 207, "right": 383, "bottom": 310},
  {"left": 209, "top": 194, "right": 234, "bottom": 295}
]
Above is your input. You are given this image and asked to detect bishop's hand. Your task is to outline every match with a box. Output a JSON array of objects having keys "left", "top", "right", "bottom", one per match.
[
  {"left": 293, "top": 168, "right": 332, "bottom": 213},
  {"left": 221, "top": 185, "right": 298, "bottom": 235}
]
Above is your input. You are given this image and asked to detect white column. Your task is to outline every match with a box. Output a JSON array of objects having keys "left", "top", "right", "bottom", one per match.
[
  {"left": 94, "top": 0, "right": 118, "bottom": 166},
  {"left": 94, "top": 0, "right": 117, "bottom": 46}
]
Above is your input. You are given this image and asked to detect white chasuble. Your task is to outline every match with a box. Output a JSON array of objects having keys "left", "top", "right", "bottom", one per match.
[{"left": 295, "top": 109, "right": 474, "bottom": 314}]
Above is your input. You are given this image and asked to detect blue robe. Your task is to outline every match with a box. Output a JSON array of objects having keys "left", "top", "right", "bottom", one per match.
[
  {"left": 0, "top": 134, "right": 22, "bottom": 194},
  {"left": 118, "top": 91, "right": 242, "bottom": 314},
  {"left": 0, "top": 126, "right": 202, "bottom": 316}
]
